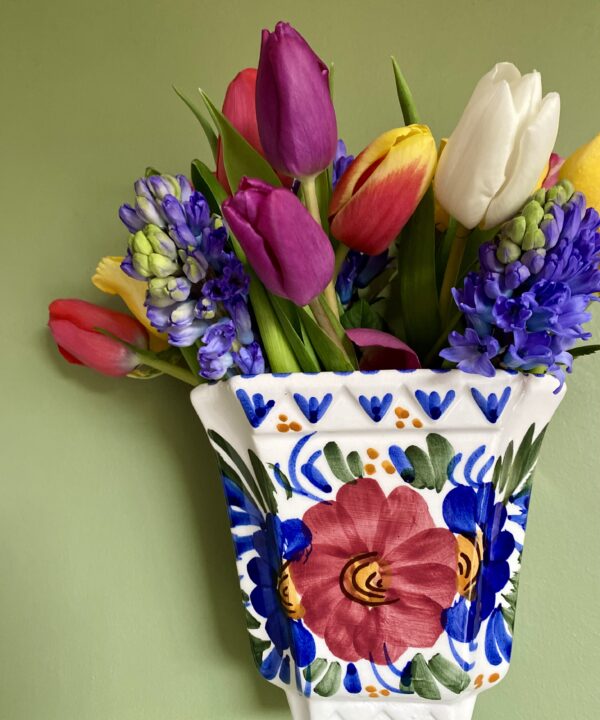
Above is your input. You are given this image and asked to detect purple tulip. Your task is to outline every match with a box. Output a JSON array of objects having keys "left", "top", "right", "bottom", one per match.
[
  {"left": 256, "top": 22, "right": 337, "bottom": 179},
  {"left": 222, "top": 177, "right": 334, "bottom": 305}
]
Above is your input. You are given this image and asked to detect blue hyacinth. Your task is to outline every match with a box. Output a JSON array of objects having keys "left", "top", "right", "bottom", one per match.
[
  {"left": 119, "top": 173, "right": 265, "bottom": 380},
  {"left": 441, "top": 180, "right": 600, "bottom": 387}
]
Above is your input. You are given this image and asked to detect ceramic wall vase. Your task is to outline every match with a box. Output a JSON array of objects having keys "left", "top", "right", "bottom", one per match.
[{"left": 191, "top": 369, "right": 564, "bottom": 720}]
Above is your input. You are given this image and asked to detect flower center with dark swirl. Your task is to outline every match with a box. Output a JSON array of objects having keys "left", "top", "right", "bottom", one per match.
[
  {"left": 456, "top": 529, "right": 484, "bottom": 600},
  {"left": 340, "top": 552, "right": 397, "bottom": 606},
  {"left": 277, "top": 561, "right": 305, "bottom": 619}
]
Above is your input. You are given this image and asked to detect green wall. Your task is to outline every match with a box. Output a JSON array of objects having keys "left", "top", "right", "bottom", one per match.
[{"left": 2, "top": 0, "right": 599, "bottom": 717}]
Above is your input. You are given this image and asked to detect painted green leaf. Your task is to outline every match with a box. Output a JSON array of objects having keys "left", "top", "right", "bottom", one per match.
[
  {"left": 270, "top": 295, "right": 321, "bottom": 372},
  {"left": 411, "top": 653, "right": 441, "bottom": 700},
  {"left": 428, "top": 654, "right": 470, "bottom": 694},
  {"left": 323, "top": 442, "right": 356, "bottom": 484},
  {"left": 497, "top": 441, "right": 514, "bottom": 494},
  {"left": 191, "top": 158, "right": 228, "bottom": 214},
  {"left": 503, "top": 424, "right": 546, "bottom": 503},
  {"left": 199, "top": 89, "right": 281, "bottom": 192},
  {"left": 248, "top": 450, "right": 278, "bottom": 515},
  {"left": 341, "top": 299, "right": 385, "bottom": 332},
  {"left": 303, "top": 657, "right": 327, "bottom": 683},
  {"left": 404, "top": 445, "right": 436, "bottom": 490},
  {"left": 298, "top": 307, "right": 356, "bottom": 372},
  {"left": 173, "top": 86, "right": 218, "bottom": 162},
  {"left": 314, "top": 661, "right": 341, "bottom": 697},
  {"left": 244, "top": 608, "right": 260, "bottom": 630},
  {"left": 241, "top": 589, "right": 250, "bottom": 603},
  {"left": 248, "top": 634, "right": 270, "bottom": 669},
  {"left": 502, "top": 567, "right": 521, "bottom": 632},
  {"left": 346, "top": 451, "right": 363, "bottom": 478},
  {"left": 426, "top": 433, "right": 455, "bottom": 492}
]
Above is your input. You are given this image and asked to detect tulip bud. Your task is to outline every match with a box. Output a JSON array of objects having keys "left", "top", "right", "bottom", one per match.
[
  {"left": 328, "top": 126, "right": 437, "bottom": 255},
  {"left": 48, "top": 299, "right": 147, "bottom": 376},
  {"left": 256, "top": 22, "right": 337, "bottom": 179},
  {"left": 222, "top": 177, "right": 334, "bottom": 305},
  {"left": 434, "top": 63, "right": 560, "bottom": 229}
]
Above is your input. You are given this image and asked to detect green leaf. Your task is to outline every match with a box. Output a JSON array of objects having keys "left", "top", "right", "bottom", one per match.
[
  {"left": 428, "top": 654, "right": 470, "bottom": 694},
  {"left": 391, "top": 57, "right": 420, "bottom": 124},
  {"left": 341, "top": 299, "right": 384, "bottom": 331},
  {"left": 411, "top": 653, "right": 441, "bottom": 700},
  {"left": 248, "top": 634, "right": 270, "bottom": 669},
  {"left": 191, "top": 159, "right": 228, "bottom": 214},
  {"left": 314, "top": 661, "right": 341, "bottom": 697},
  {"left": 436, "top": 218, "right": 457, "bottom": 294},
  {"left": 426, "top": 434, "right": 455, "bottom": 492},
  {"left": 571, "top": 344, "right": 600, "bottom": 359},
  {"left": 248, "top": 450, "right": 278, "bottom": 515},
  {"left": 387, "top": 188, "right": 441, "bottom": 358},
  {"left": 303, "top": 658, "right": 327, "bottom": 683},
  {"left": 244, "top": 608, "right": 260, "bottom": 630},
  {"left": 346, "top": 451, "right": 363, "bottom": 478},
  {"left": 503, "top": 424, "right": 546, "bottom": 503},
  {"left": 457, "top": 226, "right": 498, "bottom": 286},
  {"left": 173, "top": 86, "right": 218, "bottom": 162},
  {"left": 298, "top": 307, "right": 356, "bottom": 371},
  {"left": 405, "top": 445, "right": 436, "bottom": 490},
  {"left": 318, "top": 295, "right": 359, "bottom": 366},
  {"left": 501, "top": 569, "right": 521, "bottom": 633},
  {"left": 199, "top": 89, "right": 281, "bottom": 192},
  {"left": 496, "top": 441, "right": 514, "bottom": 494},
  {"left": 144, "top": 166, "right": 162, "bottom": 177},
  {"left": 270, "top": 295, "right": 321, "bottom": 372},
  {"left": 323, "top": 442, "right": 356, "bottom": 484}
]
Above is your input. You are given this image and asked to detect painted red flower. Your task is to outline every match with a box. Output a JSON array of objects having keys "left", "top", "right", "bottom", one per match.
[{"left": 290, "top": 478, "right": 457, "bottom": 665}]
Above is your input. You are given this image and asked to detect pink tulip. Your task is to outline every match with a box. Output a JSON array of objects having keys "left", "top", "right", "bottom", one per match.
[
  {"left": 48, "top": 299, "right": 148, "bottom": 376},
  {"left": 346, "top": 328, "right": 421, "bottom": 370}
]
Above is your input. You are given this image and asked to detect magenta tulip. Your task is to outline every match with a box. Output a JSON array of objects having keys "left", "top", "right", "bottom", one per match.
[
  {"left": 222, "top": 177, "right": 334, "bottom": 305},
  {"left": 256, "top": 22, "right": 337, "bottom": 179},
  {"left": 346, "top": 328, "right": 421, "bottom": 371},
  {"left": 49, "top": 299, "right": 148, "bottom": 376}
]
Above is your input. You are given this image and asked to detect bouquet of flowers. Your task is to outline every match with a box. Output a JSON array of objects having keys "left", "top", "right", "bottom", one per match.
[{"left": 48, "top": 22, "right": 600, "bottom": 389}]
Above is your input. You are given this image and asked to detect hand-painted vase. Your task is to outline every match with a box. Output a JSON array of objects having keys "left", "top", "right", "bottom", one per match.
[{"left": 191, "top": 369, "right": 564, "bottom": 720}]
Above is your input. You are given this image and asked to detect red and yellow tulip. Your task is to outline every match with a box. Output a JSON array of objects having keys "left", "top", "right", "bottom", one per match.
[
  {"left": 558, "top": 133, "right": 600, "bottom": 212},
  {"left": 328, "top": 125, "right": 437, "bottom": 255}
]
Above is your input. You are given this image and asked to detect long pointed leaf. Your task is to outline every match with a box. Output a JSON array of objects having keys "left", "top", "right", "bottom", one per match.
[
  {"left": 298, "top": 307, "right": 355, "bottom": 371},
  {"left": 191, "top": 159, "right": 228, "bottom": 214},
  {"left": 270, "top": 296, "right": 321, "bottom": 372},
  {"left": 173, "top": 86, "right": 218, "bottom": 162}
]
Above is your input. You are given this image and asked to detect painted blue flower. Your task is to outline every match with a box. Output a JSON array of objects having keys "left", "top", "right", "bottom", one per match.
[
  {"left": 248, "top": 514, "right": 316, "bottom": 680},
  {"left": 470, "top": 387, "right": 511, "bottom": 423},
  {"left": 484, "top": 605, "right": 513, "bottom": 666},
  {"left": 442, "top": 483, "right": 515, "bottom": 644},
  {"left": 236, "top": 389, "right": 275, "bottom": 428},
  {"left": 293, "top": 393, "right": 333, "bottom": 424},
  {"left": 358, "top": 393, "right": 393, "bottom": 422},
  {"left": 415, "top": 389, "right": 456, "bottom": 420}
]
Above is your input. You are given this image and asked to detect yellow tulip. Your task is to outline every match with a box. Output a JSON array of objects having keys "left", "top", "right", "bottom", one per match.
[
  {"left": 92, "top": 256, "right": 169, "bottom": 352},
  {"left": 558, "top": 133, "right": 600, "bottom": 211}
]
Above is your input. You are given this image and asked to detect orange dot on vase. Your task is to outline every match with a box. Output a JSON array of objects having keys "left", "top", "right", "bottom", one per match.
[
  {"left": 367, "top": 448, "right": 379, "bottom": 459},
  {"left": 365, "top": 463, "right": 376, "bottom": 475},
  {"left": 396, "top": 420, "right": 405, "bottom": 429},
  {"left": 394, "top": 406, "right": 409, "bottom": 419},
  {"left": 474, "top": 674, "right": 484, "bottom": 689},
  {"left": 489, "top": 673, "right": 500, "bottom": 683},
  {"left": 277, "top": 424, "right": 290, "bottom": 433},
  {"left": 365, "top": 685, "right": 377, "bottom": 693},
  {"left": 412, "top": 418, "right": 423, "bottom": 428},
  {"left": 369, "top": 693, "right": 378, "bottom": 698},
  {"left": 380, "top": 689, "right": 390, "bottom": 697},
  {"left": 289, "top": 421, "right": 302, "bottom": 432},
  {"left": 278, "top": 414, "right": 288, "bottom": 422},
  {"left": 382, "top": 460, "right": 396, "bottom": 475}
]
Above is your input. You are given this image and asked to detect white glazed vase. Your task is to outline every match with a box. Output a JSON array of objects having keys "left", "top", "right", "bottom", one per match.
[{"left": 191, "top": 369, "right": 564, "bottom": 720}]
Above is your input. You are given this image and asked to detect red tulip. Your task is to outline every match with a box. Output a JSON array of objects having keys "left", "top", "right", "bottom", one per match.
[
  {"left": 48, "top": 299, "right": 148, "bottom": 376},
  {"left": 329, "top": 126, "right": 437, "bottom": 255},
  {"left": 346, "top": 328, "right": 421, "bottom": 370}
]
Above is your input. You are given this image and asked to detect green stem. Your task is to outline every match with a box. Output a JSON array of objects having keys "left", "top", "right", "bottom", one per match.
[
  {"left": 309, "top": 297, "right": 346, "bottom": 355},
  {"left": 439, "top": 223, "right": 468, "bottom": 325},
  {"left": 302, "top": 176, "right": 339, "bottom": 320},
  {"left": 137, "top": 351, "right": 200, "bottom": 386},
  {"left": 180, "top": 345, "right": 200, "bottom": 376}
]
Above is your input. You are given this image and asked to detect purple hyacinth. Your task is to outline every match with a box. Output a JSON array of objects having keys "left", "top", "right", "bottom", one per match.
[
  {"left": 118, "top": 173, "right": 265, "bottom": 381},
  {"left": 442, "top": 180, "right": 600, "bottom": 388}
]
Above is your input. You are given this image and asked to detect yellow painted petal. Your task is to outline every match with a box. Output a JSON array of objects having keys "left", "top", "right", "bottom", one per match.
[
  {"left": 558, "top": 133, "right": 600, "bottom": 211},
  {"left": 92, "top": 256, "right": 169, "bottom": 351}
]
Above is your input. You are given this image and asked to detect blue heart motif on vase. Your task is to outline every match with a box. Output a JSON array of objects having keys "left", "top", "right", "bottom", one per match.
[
  {"left": 293, "top": 393, "right": 333, "bottom": 424},
  {"left": 414, "top": 389, "right": 456, "bottom": 420},
  {"left": 358, "top": 393, "right": 393, "bottom": 422},
  {"left": 471, "top": 387, "right": 512, "bottom": 423},
  {"left": 236, "top": 389, "right": 276, "bottom": 428}
]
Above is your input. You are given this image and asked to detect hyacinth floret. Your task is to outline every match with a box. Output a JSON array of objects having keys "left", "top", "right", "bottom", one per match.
[
  {"left": 441, "top": 179, "right": 600, "bottom": 388},
  {"left": 119, "top": 173, "right": 265, "bottom": 380}
]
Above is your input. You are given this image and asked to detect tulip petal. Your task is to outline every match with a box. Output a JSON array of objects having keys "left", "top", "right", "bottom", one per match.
[
  {"left": 92, "top": 256, "right": 168, "bottom": 351},
  {"left": 484, "top": 92, "right": 560, "bottom": 228},
  {"left": 434, "top": 79, "right": 519, "bottom": 229},
  {"left": 558, "top": 132, "right": 600, "bottom": 212},
  {"left": 48, "top": 319, "right": 140, "bottom": 376},
  {"left": 346, "top": 328, "right": 421, "bottom": 370},
  {"left": 330, "top": 126, "right": 437, "bottom": 254}
]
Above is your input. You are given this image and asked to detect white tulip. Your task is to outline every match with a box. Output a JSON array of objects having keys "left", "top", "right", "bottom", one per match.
[{"left": 434, "top": 63, "right": 560, "bottom": 230}]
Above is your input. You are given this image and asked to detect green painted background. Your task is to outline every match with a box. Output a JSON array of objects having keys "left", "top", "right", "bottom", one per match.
[{"left": 2, "top": 0, "right": 599, "bottom": 717}]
